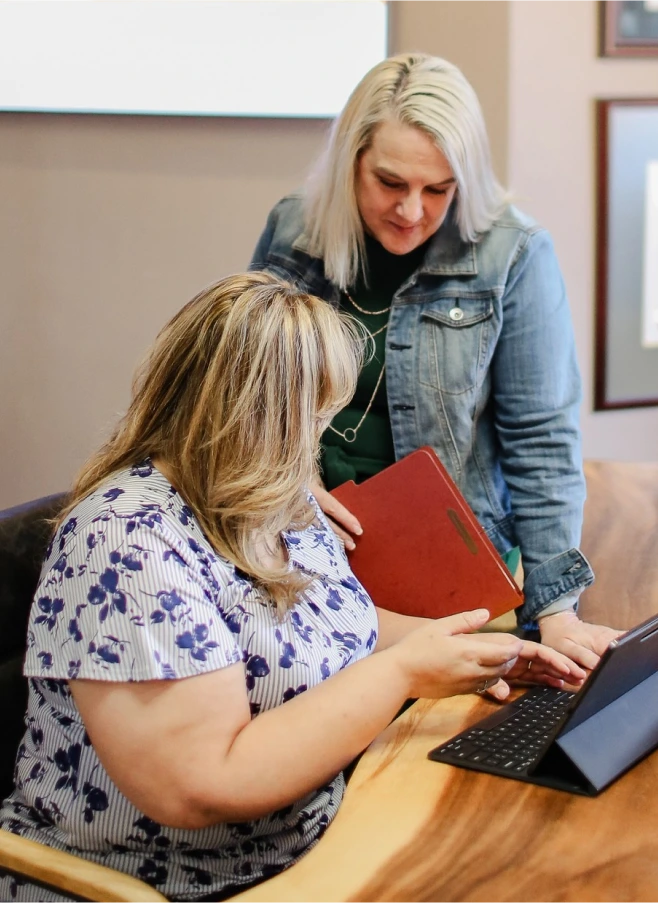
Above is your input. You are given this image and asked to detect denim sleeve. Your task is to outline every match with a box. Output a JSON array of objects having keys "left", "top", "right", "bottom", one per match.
[
  {"left": 249, "top": 205, "right": 278, "bottom": 270},
  {"left": 491, "top": 229, "right": 594, "bottom": 627}
]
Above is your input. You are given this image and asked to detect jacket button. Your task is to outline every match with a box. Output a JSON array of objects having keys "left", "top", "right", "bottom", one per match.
[{"left": 449, "top": 307, "right": 464, "bottom": 321}]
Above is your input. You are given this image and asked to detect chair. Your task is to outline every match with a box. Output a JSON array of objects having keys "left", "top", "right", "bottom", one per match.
[{"left": 0, "top": 494, "right": 167, "bottom": 902}]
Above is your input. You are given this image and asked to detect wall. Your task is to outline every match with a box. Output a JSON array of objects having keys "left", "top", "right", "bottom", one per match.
[
  {"left": 508, "top": 0, "right": 658, "bottom": 461},
  {"left": 0, "top": 113, "right": 329, "bottom": 505},
  {"left": 1, "top": 1, "right": 657, "bottom": 508}
]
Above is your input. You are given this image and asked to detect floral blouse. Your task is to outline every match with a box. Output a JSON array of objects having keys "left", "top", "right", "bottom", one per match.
[{"left": 0, "top": 462, "right": 378, "bottom": 901}]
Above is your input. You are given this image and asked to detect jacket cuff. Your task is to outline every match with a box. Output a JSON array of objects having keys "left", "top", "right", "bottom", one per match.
[{"left": 516, "top": 549, "right": 594, "bottom": 629}]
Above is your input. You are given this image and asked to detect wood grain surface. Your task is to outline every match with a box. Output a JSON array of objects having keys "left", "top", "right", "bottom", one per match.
[{"left": 229, "top": 460, "right": 658, "bottom": 902}]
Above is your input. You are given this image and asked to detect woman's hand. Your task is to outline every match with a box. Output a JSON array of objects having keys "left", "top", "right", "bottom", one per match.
[
  {"left": 502, "top": 639, "right": 587, "bottom": 689},
  {"left": 309, "top": 477, "right": 362, "bottom": 550},
  {"left": 538, "top": 610, "right": 624, "bottom": 671},
  {"left": 389, "top": 609, "right": 523, "bottom": 702}
]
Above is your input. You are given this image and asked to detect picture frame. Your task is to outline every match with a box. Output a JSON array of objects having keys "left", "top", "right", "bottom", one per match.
[
  {"left": 599, "top": 1, "right": 658, "bottom": 57},
  {"left": 594, "top": 99, "right": 658, "bottom": 410}
]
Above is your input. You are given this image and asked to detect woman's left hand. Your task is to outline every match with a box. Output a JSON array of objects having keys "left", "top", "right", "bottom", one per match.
[
  {"left": 480, "top": 636, "right": 587, "bottom": 699},
  {"left": 505, "top": 639, "right": 587, "bottom": 687}
]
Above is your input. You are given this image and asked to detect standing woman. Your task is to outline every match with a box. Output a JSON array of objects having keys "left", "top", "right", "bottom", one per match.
[{"left": 250, "top": 53, "right": 619, "bottom": 667}]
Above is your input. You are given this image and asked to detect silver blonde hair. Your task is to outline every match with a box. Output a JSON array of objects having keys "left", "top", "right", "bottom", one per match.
[
  {"left": 305, "top": 53, "right": 509, "bottom": 289},
  {"left": 58, "top": 272, "right": 367, "bottom": 613}
]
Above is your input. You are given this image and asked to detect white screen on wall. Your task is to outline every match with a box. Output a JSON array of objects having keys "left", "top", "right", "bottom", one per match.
[{"left": 0, "top": 0, "right": 388, "bottom": 117}]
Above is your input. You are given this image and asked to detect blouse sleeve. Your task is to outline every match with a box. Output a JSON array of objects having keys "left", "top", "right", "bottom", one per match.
[{"left": 24, "top": 511, "right": 243, "bottom": 682}]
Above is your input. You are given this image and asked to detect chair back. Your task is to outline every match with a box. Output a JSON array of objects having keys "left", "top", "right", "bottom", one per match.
[{"left": 0, "top": 494, "right": 66, "bottom": 800}]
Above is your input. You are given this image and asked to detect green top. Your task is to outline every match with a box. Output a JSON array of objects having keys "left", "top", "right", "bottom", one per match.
[{"left": 320, "top": 234, "right": 428, "bottom": 490}]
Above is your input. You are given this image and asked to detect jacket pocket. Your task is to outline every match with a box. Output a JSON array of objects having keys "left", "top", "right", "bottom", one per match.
[{"left": 418, "top": 298, "right": 494, "bottom": 395}]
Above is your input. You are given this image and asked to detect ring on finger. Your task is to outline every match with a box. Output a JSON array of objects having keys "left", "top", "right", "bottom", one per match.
[{"left": 476, "top": 677, "right": 498, "bottom": 695}]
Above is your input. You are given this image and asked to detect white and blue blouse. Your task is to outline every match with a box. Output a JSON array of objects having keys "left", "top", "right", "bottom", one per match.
[{"left": 0, "top": 462, "right": 378, "bottom": 901}]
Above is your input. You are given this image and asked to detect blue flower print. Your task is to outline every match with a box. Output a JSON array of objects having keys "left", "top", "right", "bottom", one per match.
[
  {"left": 150, "top": 589, "right": 185, "bottom": 625},
  {"left": 243, "top": 652, "right": 270, "bottom": 690},
  {"left": 274, "top": 629, "right": 299, "bottom": 669},
  {"left": 278, "top": 641, "right": 295, "bottom": 669},
  {"left": 82, "top": 781, "right": 109, "bottom": 823},
  {"left": 128, "top": 814, "right": 163, "bottom": 843},
  {"left": 121, "top": 552, "right": 143, "bottom": 572},
  {"left": 138, "top": 859, "right": 168, "bottom": 886},
  {"left": 340, "top": 574, "right": 371, "bottom": 608},
  {"left": 68, "top": 617, "right": 83, "bottom": 642},
  {"left": 223, "top": 607, "right": 246, "bottom": 634},
  {"left": 282, "top": 684, "right": 308, "bottom": 702},
  {"left": 87, "top": 637, "right": 125, "bottom": 666},
  {"left": 37, "top": 651, "right": 53, "bottom": 670},
  {"left": 68, "top": 659, "right": 82, "bottom": 678},
  {"left": 181, "top": 865, "right": 214, "bottom": 890},
  {"left": 188, "top": 538, "right": 203, "bottom": 556},
  {"left": 178, "top": 505, "right": 193, "bottom": 526},
  {"left": 175, "top": 623, "right": 219, "bottom": 662},
  {"left": 58, "top": 517, "right": 78, "bottom": 551},
  {"left": 51, "top": 743, "right": 81, "bottom": 793},
  {"left": 87, "top": 567, "right": 128, "bottom": 622},
  {"left": 34, "top": 596, "right": 64, "bottom": 631},
  {"left": 325, "top": 588, "right": 344, "bottom": 612},
  {"left": 125, "top": 506, "right": 162, "bottom": 532},
  {"left": 331, "top": 629, "right": 360, "bottom": 656},
  {"left": 310, "top": 528, "right": 333, "bottom": 551},
  {"left": 290, "top": 611, "right": 313, "bottom": 644},
  {"left": 52, "top": 554, "right": 68, "bottom": 574},
  {"left": 163, "top": 548, "right": 187, "bottom": 568},
  {"left": 153, "top": 651, "right": 177, "bottom": 679},
  {"left": 103, "top": 487, "right": 125, "bottom": 502},
  {"left": 320, "top": 657, "right": 331, "bottom": 680},
  {"left": 130, "top": 461, "right": 154, "bottom": 479}
]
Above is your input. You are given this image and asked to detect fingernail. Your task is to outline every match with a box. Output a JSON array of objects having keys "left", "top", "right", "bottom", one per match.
[
  {"left": 354, "top": 525, "right": 363, "bottom": 535},
  {"left": 346, "top": 539, "right": 356, "bottom": 550}
]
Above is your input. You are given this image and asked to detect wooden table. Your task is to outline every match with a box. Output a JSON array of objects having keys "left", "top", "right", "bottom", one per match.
[{"left": 231, "top": 461, "right": 658, "bottom": 902}]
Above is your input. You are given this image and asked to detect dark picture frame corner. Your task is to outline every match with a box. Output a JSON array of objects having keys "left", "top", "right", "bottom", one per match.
[
  {"left": 599, "top": 0, "right": 658, "bottom": 58},
  {"left": 594, "top": 98, "right": 658, "bottom": 410}
]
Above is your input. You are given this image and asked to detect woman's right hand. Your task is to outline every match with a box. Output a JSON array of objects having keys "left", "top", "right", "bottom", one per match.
[{"left": 388, "top": 608, "right": 523, "bottom": 702}]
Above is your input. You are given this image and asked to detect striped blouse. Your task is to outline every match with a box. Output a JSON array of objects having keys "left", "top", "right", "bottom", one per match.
[{"left": 0, "top": 461, "right": 378, "bottom": 901}]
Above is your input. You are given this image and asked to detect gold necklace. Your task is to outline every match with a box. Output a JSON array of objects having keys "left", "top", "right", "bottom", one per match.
[
  {"left": 328, "top": 364, "right": 385, "bottom": 444},
  {"left": 344, "top": 290, "right": 391, "bottom": 317}
]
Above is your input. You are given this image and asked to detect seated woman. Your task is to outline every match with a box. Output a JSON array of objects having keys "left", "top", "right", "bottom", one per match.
[{"left": 0, "top": 272, "right": 585, "bottom": 902}]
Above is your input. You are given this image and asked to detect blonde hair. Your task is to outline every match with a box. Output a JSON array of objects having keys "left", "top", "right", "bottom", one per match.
[
  {"left": 305, "top": 52, "right": 509, "bottom": 289},
  {"left": 58, "top": 272, "right": 366, "bottom": 612}
]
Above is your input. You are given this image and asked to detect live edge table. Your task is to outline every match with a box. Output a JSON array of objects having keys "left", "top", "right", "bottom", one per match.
[{"left": 230, "top": 461, "right": 658, "bottom": 902}]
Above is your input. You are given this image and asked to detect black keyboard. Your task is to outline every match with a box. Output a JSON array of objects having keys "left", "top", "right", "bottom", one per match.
[{"left": 429, "top": 686, "right": 576, "bottom": 776}]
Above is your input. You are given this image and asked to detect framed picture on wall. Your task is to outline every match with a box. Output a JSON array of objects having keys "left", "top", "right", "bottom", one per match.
[
  {"left": 595, "top": 99, "right": 658, "bottom": 410},
  {"left": 599, "top": 1, "right": 658, "bottom": 57}
]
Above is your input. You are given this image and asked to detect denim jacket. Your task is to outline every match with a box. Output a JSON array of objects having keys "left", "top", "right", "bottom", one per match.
[{"left": 250, "top": 194, "right": 594, "bottom": 627}]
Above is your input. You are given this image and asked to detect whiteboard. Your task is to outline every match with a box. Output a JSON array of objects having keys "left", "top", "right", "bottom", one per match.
[{"left": 0, "top": 0, "right": 388, "bottom": 117}]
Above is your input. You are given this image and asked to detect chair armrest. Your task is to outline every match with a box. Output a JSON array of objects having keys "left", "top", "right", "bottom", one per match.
[{"left": 0, "top": 828, "right": 167, "bottom": 902}]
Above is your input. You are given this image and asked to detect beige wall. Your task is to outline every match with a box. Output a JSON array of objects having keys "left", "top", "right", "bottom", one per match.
[
  {"left": 1, "top": 1, "right": 657, "bottom": 508},
  {"left": 0, "top": 114, "right": 329, "bottom": 505},
  {"left": 508, "top": 0, "right": 658, "bottom": 462}
]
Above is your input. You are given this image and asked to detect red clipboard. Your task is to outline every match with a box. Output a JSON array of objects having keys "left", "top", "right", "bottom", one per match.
[{"left": 330, "top": 447, "right": 523, "bottom": 620}]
